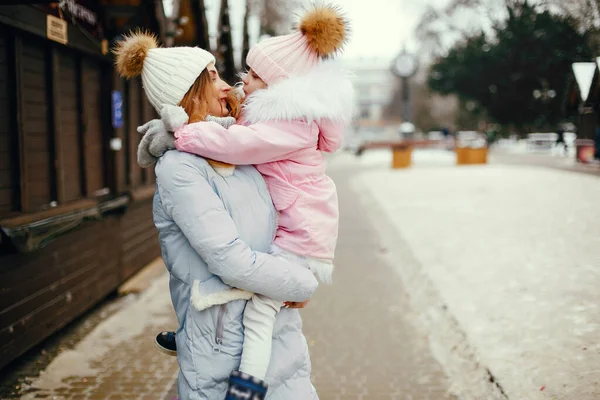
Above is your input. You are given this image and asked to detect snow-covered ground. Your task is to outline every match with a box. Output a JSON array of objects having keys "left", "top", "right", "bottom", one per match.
[{"left": 338, "top": 149, "right": 600, "bottom": 400}]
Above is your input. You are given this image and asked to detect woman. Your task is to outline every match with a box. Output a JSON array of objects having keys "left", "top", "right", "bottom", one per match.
[{"left": 114, "top": 32, "right": 319, "bottom": 399}]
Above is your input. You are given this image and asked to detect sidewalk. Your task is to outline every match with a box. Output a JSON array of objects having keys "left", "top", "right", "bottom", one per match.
[
  {"left": 6, "top": 267, "right": 179, "bottom": 399},
  {"left": 490, "top": 148, "right": 600, "bottom": 177},
  {"left": 302, "top": 160, "right": 458, "bottom": 399},
  {"left": 2, "top": 152, "right": 461, "bottom": 400},
  {"left": 344, "top": 150, "right": 600, "bottom": 400}
]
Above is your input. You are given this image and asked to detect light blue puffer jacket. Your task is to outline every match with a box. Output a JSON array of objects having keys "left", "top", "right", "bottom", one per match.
[{"left": 153, "top": 150, "right": 319, "bottom": 400}]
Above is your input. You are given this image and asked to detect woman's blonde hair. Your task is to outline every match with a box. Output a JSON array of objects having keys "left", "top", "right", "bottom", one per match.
[
  {"left": 178, "top": 69, "right": 241, "bottom": 122},
  {"left": 177, "top": 68, "right": 241, "bottom": 171}
]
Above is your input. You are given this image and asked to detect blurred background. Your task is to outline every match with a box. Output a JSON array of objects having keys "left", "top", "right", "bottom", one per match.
[{"left": 0, "top": 0, "right": 599, "bottom": 399}]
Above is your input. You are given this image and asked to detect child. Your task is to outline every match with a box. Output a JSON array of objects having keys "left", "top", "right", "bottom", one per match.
[{"left": 156, "top": 4, "right": 354, "bottom": 399}]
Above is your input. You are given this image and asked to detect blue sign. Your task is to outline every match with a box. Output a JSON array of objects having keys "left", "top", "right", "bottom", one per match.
[{"left": 112, "top": 90, "right": 123, "bottom": 129}]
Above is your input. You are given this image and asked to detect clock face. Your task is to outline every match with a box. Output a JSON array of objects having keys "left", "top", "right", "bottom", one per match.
[{"left": 393, "top": 54, "right": 417, "bottom": 77}]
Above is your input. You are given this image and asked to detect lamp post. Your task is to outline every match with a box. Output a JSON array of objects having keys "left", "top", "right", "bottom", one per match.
[{"left": 391, "top": 50, "right": 418, "bottom": 123}]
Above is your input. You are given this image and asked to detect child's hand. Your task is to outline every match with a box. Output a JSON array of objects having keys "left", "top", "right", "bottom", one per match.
[
  {"left": 159, "top": 104, "right": 189, "bottom": 132},
  {"left": 283, "top": 300, "right": 310, "bottom": 309},
  {"left": 137, "top": 119, "right": 175, "bottom": 167}
]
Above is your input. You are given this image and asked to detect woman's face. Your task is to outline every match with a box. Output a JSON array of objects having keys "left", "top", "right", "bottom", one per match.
[
  {"left": 242, "top": 68, "right": 267, "bottom": 96},
  {"left": 206, "top": 63, "right": 231, "bottom": 117}
]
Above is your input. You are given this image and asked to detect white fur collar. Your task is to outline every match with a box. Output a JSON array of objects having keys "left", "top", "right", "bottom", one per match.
[{"left": 242, "top": 61, "right": 356, "bottom": 125}]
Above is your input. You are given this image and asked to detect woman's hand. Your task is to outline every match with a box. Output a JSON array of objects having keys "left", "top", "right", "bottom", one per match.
[
  {"left": 137, "top": 119, "right": 175, "bottom": 167},
  {"left": 284, "top": 300, "right": 310, "bottom": 309}
]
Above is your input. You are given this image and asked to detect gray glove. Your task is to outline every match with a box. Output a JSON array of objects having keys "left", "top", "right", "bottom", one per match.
[
  {"left": 136, "top": 105, "right": 237, "bottom": 168},
  {"left": 206, "top": 115, "right": 237, "bottom": 129},
  {"left": 136, "top": 119, "right": 175, "bottom": 168}
]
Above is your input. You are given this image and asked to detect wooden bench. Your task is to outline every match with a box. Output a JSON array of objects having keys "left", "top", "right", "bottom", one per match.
[
  {"left": 526, "top": 132, "right": 558, "bottom": 151},
  {"left": 356, "top": 139, "right": 444, "bottom": 168}
]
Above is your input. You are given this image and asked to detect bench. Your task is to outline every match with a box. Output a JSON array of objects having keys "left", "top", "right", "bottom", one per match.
[
  {"left": 526, "top": 132, "right": 558, "bottom": 151},
  {"left": 356, "top": 139, "right": 444, "bottom": 168}
]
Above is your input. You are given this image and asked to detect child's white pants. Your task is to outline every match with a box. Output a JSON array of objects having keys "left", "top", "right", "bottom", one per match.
[
  {"left": 239, "top": 245, "right": 332, "bottom": 379},
  {"left": 238, "top": 293, "right": 282, "bottom": 379}
]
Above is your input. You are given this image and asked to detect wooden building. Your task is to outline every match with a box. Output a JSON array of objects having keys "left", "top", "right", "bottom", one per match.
[{"left": 0, "top": 1, "right": 173, "bottom": 370}]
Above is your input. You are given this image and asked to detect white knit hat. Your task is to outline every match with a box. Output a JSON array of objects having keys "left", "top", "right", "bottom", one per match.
[{"left": 113, "top": 31, "right": 215, "bottom": 111}]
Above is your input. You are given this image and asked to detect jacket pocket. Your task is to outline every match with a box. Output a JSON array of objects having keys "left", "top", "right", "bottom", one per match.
[{"left": 267, "top": 179, "right": 299, "bottom": 211}]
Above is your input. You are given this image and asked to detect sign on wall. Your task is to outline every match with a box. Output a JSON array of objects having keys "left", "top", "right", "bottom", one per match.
[
  {"left": 36, "top": 1, "right": 104, "bottom": 41},
  {"left": 112, "top": 91, "right": 123, "bottom": 129},
  {"left": 47, "top": 15, "right": 68, "bottom": 45}
]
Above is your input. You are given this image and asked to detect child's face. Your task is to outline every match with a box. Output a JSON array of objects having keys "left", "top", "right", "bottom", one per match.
[{"left": 242, "top": 68, "right": 267, "bottom": 97}]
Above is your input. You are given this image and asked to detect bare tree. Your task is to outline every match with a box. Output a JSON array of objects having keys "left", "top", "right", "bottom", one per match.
[
  {"left": 540, "top": 0, "right": 600, "bottom": 52},
  {"left": 191, "top": 0, "right": 211, "bottom": 50},
  {"left": 217, "top": 0, "right": 236, "bottom": 84},
  {"left": 259, "top": 0, "right": 300, "bottom": 36},
  {"left": 415, "top": 0, "right": 506, "bottom": 57},
  {"left": 241, "top": 0, "right": 252, "bottom": 70},
  {"left": 540, "top": 0, "right": 600, "bottom": 30}
]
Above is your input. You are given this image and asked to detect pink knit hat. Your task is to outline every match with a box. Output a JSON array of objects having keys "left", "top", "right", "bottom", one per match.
[{"left": 246, "top": 4, "right": 349, "bottom": 85}]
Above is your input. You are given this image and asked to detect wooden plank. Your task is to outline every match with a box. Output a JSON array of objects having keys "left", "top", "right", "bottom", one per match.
[
  {"left": 26, "top": 157, "right": 52, "bottom": 170},
  {"left": 21, "top": 104, "right": 47, "bottom": 118},
  {"left": 21, "top": 70, "right": 45, "bottom": 87},
  {"left": 0, "top": 187, "right": 11, "bottom": 206},
  {"left": 122, "top": 239, "right": 159, "bottom": 280},
  {"left": 0, "top": 196, "right": 97, "bottom": 233},
  {"left": 0, "top": 267, "right": 119, "bottom": 371},
  {"left": 81, "top": 60, "right": 105, "bottom": 195},
  {"left": 0, "top": 152, "right": 10, "bottom": 170},
  {"left": 14, "top": 35, "right": 27, "bottom": 212},
  {"left": 122, "top": 223, "right": 158, "bottom": 253},
  {"left": 76, "top": 55, "right": 87, "bottom": 197},
  {"left": 50, "top": 48, "right": 65, "bottom": 204},
  {"left": 22, "top": 121, "right": 49, "bottom": 135},
  {"left": 27, "top": 195, "right": 49, "bottom": 210},
  {"left": 0, "top": 169, "right": 11, "bottom": 187},
  {"left": 0, "top": 248, "right": 98, "bottom": 325},
  {"left": 21, "top": 47, "right": 44, "bottom": 62},
  {"left": 0, "top": 204, "right": 11, "bottom": 216},
  {"left": 127, "top": 80, "right": 140, "bottom": 188},
  {"left": 27, "top": 184, "right": 52, "bottom": 198},
  {"left": 21, "top": 166, "right": 49, "bottom": 183},
  {"left": 23, "top": 134, "right": 50, "bottom": 152},
  {"left": 4, "top": 30, "right": 19, "bottom": 215}
]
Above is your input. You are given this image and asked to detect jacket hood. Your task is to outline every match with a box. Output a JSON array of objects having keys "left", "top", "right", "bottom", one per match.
[{"left": 242, "top": 61, "right": 356, "bottom": 125}]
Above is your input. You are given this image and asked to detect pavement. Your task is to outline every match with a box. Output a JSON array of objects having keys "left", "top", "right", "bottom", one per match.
[
  {"left": 489, "top": 147, "right": 600, "bottom": 177},
  {"left": 7, "top": 271, "right": 179, "bottom": 400},
  {"left": 3, "top": 146, "right": 599, "bottom": 400},
  {"left": 1, "top": 151, "right": 459, "bottom": 400}
]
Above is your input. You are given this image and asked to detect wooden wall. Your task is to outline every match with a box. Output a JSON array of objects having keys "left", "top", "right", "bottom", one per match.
[
  {"left": 0, "top": 10, "right": 161, "bottom": 371},
  {"left": 0, "top": 200, "right": 158, "bottom": 370},
  {"left": 0, "top": 33, "right": 17, "bottom": 216}
]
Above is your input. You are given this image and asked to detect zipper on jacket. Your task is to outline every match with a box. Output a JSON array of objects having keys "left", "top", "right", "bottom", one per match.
[{"left": 213, "top": 303, "right": 227, "bottom": 353}]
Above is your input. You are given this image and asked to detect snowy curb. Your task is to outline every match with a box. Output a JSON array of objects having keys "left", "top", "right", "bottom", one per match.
[{"left": 349, "top": 178, "right": 508, "bottom": 400}]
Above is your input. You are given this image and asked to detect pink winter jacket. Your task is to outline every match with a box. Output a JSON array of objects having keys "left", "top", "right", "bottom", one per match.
[{"left": 174, "top": 118, "right": 344, "bottom": 260}]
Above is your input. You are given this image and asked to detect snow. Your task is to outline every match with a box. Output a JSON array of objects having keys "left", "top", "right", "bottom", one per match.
[{"left": 347, "top": 153, "right": 600, "bottom": 399}]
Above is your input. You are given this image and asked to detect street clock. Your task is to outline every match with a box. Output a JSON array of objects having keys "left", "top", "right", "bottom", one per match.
[{"left": 392, "top": 52, "right": 418, "bottom": 78}]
